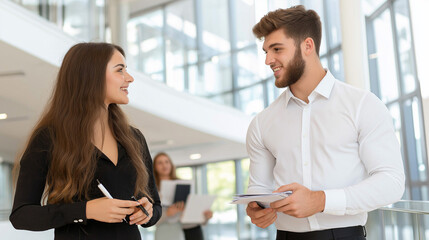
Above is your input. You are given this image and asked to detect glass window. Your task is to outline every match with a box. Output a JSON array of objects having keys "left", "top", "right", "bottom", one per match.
[
  {"left": 267, "top": 77, "right": 280, "bottom": 104},
  {"left": 237, "top": 48, "right": 260, "bottom": 87},
  {"left": 410, "top": 98, "right": 427, "bottom": 182},
  {"left": 165, "top": 0, "right": 196, "bottom": 91},
  {"left": 403, "top": 98, "right": 427, "bottom": 183},
  {"left": 201, "top": 0, "right": 230, "bottom": 59},
  {"left": 325, "top": 0, "right": 341, "bottom": 48},
  {"left": 255, "top": 41, "right": 274, "bottom": 80},
  {"left": 373, "top": 9, "right": 399, "bottom": 102},
  {"left": 20, "top": 0, "right": 39, "bottom": 14},
  {"left": 205, "top": 161, "right": 237, "bottom": 239},
  {"left": 269, "top": 0, "right": 300, "bottom": 10},
  {"left": 240, "top": 158, "right": 250, "bottom": 194},
  {"left": 394, "top": 0, "right": 417, "bottom": 94},
  {"left": 320, "top": 57, "right": 328, "bottom": 69},
  {"left": 63, "top": 0, "right": 103, "bottom": 41},
  {"left": 126, "top": 0, "right": 343, "bottom": 116},
  {"left": 203, "top": 54, "right": 233, "bottom": 94},
  {"left": 234, "top": 0, "right": 257, "bottom": 49},
  {"left": 188, "top": 64, "right": 201, "bottom": 95},
  {"left": 127, "top": 9, "right": 164, "bottom": 82},
  {"left": 330, "top": 50, "right": 344, "bottom": 81},
  {"left": 210, "top": 93, "right": 234, "bottom": 107},
  {"left": 238, "top": 84, "right": 265, "bottom": 116},
  {"left": 176, "top": 167, "right": 194, "bottom": 180},
  {"left": 166, "top": 64, "right": 185, "bottom": 91},
  {"left": 362, "top": 0, "right": 387, "bottom": 16},
  {"left": 388, "top": 103, "right": 403, "bottom": 148},
  {"left": 366, "top": 0, "right": 428, "bottom": 203}
]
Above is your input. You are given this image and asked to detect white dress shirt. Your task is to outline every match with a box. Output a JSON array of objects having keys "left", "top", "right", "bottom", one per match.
[{"left": 246, "top": 70, "right": 405, "bottom": 232}]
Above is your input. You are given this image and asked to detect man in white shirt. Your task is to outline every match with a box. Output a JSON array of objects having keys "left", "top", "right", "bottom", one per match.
[{"left": 246, "top": 5, "right": 405, "bottom": 240}]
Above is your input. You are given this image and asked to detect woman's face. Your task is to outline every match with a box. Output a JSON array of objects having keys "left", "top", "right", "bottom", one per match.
[
  {"left": 105, "top": 50, "right": 134, "bottom": 106},
  {"left": 155, "top": 155, "right": 173, "bottom": 178}
]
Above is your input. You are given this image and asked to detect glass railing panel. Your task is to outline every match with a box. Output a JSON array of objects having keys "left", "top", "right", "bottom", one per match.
[{"left": 368, "top": 200, "right": 429, "bottom": 240}]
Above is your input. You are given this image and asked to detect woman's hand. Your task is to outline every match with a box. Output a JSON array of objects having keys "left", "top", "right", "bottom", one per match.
[
  {"left": 86, "top": 197, "right": 139, "bottom": 223},
  {"left": 129, "top": 197, "right": 153, "bottom": 225},
  {"left": 166, "top": 201, "right": 185, "bottom": 217},
  {"left": 203, "top": 210, "right": 213, "bottom": 221}
]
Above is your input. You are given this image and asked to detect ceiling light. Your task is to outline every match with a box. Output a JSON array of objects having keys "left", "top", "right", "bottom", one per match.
[
  {"left": 0, "top": 113, "right": 7, "bottom": 120},
  {"left": 190, "top": 153, "right": 201, "bottom": 160}
]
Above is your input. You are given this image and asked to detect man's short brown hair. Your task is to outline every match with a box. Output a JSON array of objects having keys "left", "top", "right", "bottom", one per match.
[{"left": 253, "top": 5, "right": 322, "bottom": 55}]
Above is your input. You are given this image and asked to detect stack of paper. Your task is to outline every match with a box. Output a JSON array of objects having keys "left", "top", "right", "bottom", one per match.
[
  {"left": 231, "top": 191, "right": 292, "bottom": 208},
  {"left": 181, "top": 195, "right": 216, "bottom": 224}
]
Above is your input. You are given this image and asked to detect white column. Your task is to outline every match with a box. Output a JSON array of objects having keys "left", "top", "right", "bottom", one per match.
[
  {"left": 107, "top": 0, "right": 129, "bottom": 50},
  {"left": 339, "top": 0, "right": 369, "bottom": 90}
]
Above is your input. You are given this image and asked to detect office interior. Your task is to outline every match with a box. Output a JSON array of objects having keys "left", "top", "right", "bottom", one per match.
[{"left": 0, "top": 0, "right": 429, "bottom": 239}]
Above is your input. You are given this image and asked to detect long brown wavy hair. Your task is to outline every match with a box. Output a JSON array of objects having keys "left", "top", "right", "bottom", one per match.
[
  {"left": 153, "top": 152, "right": 178, "bottom": 189},
  {"left": 15, "top": 42, "right": 151, "bottom": 204}
]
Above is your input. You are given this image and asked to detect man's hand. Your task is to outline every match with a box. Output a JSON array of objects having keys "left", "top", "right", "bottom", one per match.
[
  {"left": 270, "top": 183, "right": 325, "bottom": 218},
  {"left": 246, "top": 202, "right": 277, "bottom": 228}
]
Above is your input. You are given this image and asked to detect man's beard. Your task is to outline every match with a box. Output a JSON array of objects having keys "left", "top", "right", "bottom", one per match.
[{"left": 275, "top": 46, "right": 306, "bottom": 88}]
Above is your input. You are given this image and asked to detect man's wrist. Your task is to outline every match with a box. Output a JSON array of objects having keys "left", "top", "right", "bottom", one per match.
[{"left": 314, "top": 191, "right": 325, "bottom": 213}]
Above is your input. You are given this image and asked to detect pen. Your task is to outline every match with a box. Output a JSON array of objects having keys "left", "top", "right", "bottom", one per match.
[
  {"left": 131, "top": 196, "right": 150, "bottom": 217},
  {"left": 96, "top": 179, "right": 128, "bottom": 223}
]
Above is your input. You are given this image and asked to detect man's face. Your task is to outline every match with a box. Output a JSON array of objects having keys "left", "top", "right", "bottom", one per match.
[{"left": 262, "top": 29, "right": 306, "bottom": 88}]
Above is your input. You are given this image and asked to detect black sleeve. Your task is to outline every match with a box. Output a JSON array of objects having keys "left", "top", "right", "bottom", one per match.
[
  {"left": 133, "top": 128, "right": 162, "bottom": 227},
  {"left": 9, "top": 129, "right": 87, "bottom": 231}
]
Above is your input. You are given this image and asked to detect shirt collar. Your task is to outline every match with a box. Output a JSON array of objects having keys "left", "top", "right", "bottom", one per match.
[
  {"left": 313, "top": 69, "right": 336, "bottom": 99},
  {"left": 284, "top": 69, "right": 336, "bottom": 105}
]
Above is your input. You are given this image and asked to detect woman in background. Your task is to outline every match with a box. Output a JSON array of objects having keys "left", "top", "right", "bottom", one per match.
[
  {"left": 10, "top": 42, "right": 161, "bottom": 240},
  {"left": 153, "top": 152, "right": 212, "bottom": 240},
  {"left": 153, "top": 152, "right": 185, "bottom": 240}
]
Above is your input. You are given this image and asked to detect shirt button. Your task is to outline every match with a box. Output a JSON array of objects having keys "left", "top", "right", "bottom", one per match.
[
  {"left": 74, "top": 220, "right": 78, "bottom": 223},
  {"left": 78, "top": 219, "right": 83, "bottom": 222}
]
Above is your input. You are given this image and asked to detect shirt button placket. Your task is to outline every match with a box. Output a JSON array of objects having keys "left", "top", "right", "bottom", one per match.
[{"left": 301, "top": 105, "right": 311, "bottom": 188}]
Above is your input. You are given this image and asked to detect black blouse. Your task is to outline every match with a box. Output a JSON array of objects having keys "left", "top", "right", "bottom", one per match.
[{"left": 9, "top": 127, "right": 162, "bottom": 240}]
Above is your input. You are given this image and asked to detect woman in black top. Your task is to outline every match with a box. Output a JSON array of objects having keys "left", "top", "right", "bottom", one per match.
[{"left": 9, "top": 42, "right": 161, "bottom": 240}]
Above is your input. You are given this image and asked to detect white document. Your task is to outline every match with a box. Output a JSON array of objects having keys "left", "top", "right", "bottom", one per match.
[
  {"left": 230, "top": 191, "right": 292, "bottom": 208},
  {"left": 160, "top": 180, "right": 194, "bottom": 206},
  {"left": 180, "top": 194, "right": 216, "bottom": 224}
]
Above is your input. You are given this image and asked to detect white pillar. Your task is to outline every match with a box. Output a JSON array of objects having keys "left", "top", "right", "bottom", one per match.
[
  {"left": 107, "top": 0, "right": 129, "bottom": 51},
  {"left": 339, "top": 0, "right": 369, "bottom": 90}
]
